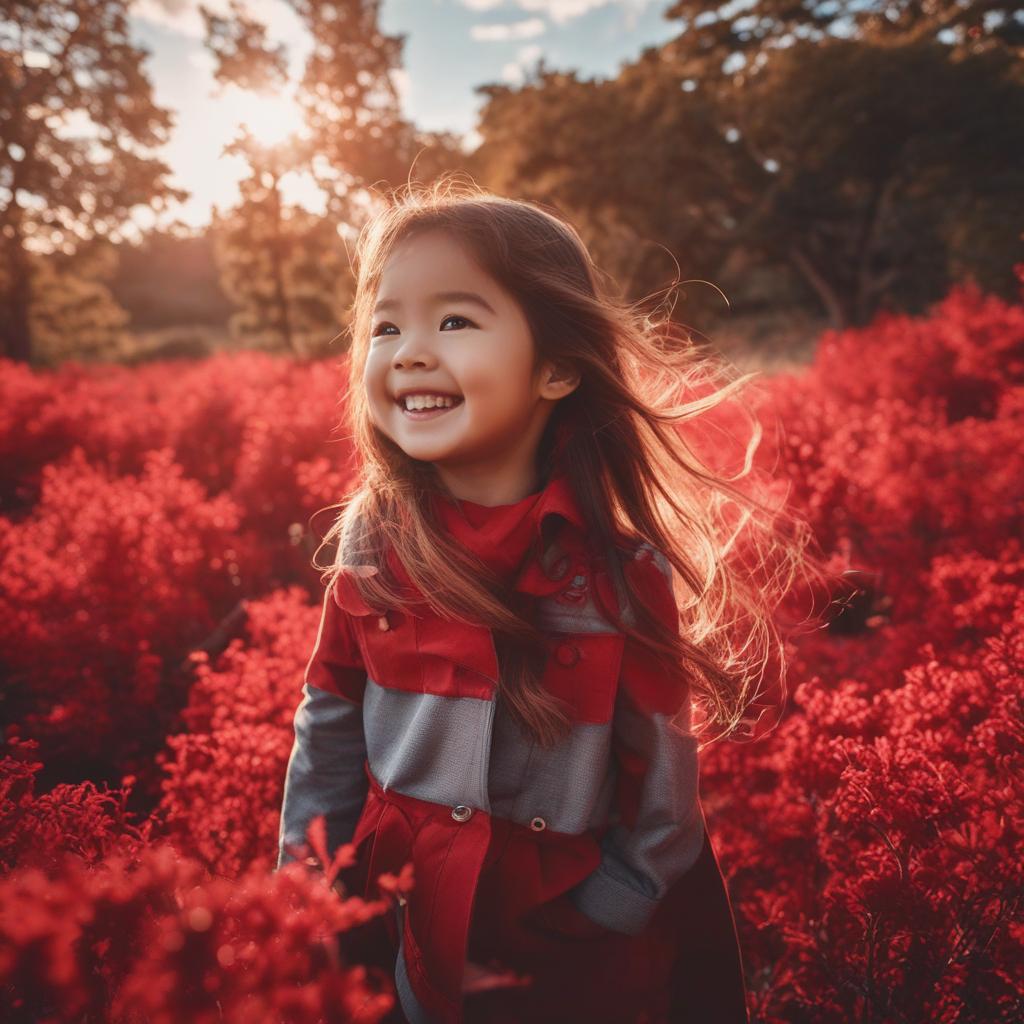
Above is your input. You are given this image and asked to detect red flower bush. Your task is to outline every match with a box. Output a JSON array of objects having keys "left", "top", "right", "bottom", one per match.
[
  {"left": 0, "top": 352, "right": 357, "bottom": 541},
  {"left": 0, "top": 275, "right": 1021, "bottom": 1020},
  {"left": 0, "top": 841, "right": 399, "bottom": 1024},
  {"left": 0, "top": 445, "right": 270, "bottom": 780},
  {"left": 155, "top": 587, "right": 322, "bottom": 876},
  {"left": 0, "top": 738, "right": 151, "bottom": 875}
]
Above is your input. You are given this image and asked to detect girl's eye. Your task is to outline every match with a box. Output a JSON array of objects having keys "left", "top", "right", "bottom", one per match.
[{"left": 370, "top": 314, "right": 474, "bottom": 338}]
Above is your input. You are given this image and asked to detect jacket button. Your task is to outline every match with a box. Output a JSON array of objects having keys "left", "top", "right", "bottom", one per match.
[
  {"left": 558, "top": 572, "right": 588, "bottom": 604},
  {"left": 555, "top": 642, "right": 580, "bottom": 667},
  {"left": 529, "top": 816, "right": 546, "bottom": 831},
  {"left": 634, "top": 546, "right": 652, "bottom": 562},
  {"left": 451, "top": 804, "right": 474, "bottom": 822},
  {"left": 377, "top": 614, "right": 390, "bottom": 631}
]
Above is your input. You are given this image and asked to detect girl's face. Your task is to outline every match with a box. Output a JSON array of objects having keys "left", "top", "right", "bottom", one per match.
[{"left": 364, "top": 229, "right": 578, "bottom": 501}]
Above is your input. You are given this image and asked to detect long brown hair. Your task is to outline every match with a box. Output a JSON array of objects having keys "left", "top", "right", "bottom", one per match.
[{"left": 314, "top": 175, "right": 835, "bottom": 751}]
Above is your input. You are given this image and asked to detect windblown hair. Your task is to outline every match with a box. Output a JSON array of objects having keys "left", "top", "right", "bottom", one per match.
[{"left": 314, "top": 175, "right": 834, "bottom": 750}]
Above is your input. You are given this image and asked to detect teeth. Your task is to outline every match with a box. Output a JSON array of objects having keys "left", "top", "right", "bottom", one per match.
[{"left": 402, "top": 394, "right": 460, "bottom": 410}]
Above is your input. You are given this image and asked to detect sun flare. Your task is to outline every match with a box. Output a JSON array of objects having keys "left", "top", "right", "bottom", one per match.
[{"left": 225, "top": 86, "right": 306, "bottom": 148}]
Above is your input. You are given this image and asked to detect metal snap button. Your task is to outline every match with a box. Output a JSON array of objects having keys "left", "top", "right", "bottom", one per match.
[
  {"left": 555, "top": 642, "right": 580, "bottom": 667},
  {"left": 529, "top": 816, "right": 546, "bottom": 831},
  {"left": 377, "top": 614, "right": 391, "bottom": 631},
  {"left": 451, "top": 804, "right": 474, "bottom": 822},
  {"left": 558, "top": 572, "right": 588, "bottom": 605}
]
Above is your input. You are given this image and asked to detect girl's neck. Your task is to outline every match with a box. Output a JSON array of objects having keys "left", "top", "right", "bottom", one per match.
[{"left": 434, "top": 463, "right": 546, "bottom": 508}]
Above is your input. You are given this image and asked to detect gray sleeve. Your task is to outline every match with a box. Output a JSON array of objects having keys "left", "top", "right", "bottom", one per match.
[
  {"left": 567, "top": 544, "right": 705, "bottom": 934},
  {"left": 276, "top": 681, "right": 369, "bottom": 870},
  {"left": 566, "top": 698, "right": 704, "bottom": 934}
]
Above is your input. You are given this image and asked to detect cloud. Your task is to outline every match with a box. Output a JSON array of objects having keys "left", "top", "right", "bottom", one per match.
[
  {"left": 460, "top": 0, "right": 659, "bottom": 28},
  {"left": 186, "top": 48, "right": 217, "bottom": 74},
  {"left": 517, "top": 0, "right": 613, "bottom": 21},
  {"left": 132, "top": 0, "right": 225, "bottom": 39},
  {"left": 500, "top": 42, "right": 544, "bottom": 84},
  {"left": 390, "top": 68, "right": 412, "bottom": 107},
  {"left": 133, "top": 0, "right": 312, "bottom": 83},
  {"left": 133, "top": 0, "right": 310, "bottom": 56},
  {"left": 470, "top": 17, "right": 546, "bottom": 41}
]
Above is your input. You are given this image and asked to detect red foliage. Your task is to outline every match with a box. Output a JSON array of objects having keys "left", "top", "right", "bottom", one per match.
[
  {"left": 0, "top": 737, "right": 151, "bottom": 874},
  {"left": 0, "top": 276, "right": 1022, "bottom": 1021},
  {"left": 155, "top": 589, "right": 320, "bottom": 876},
  {"left": 0, "top": 842, "right": 397, "bottom": 1024},
  {"left": 0, "top": 446, "right": 270, "bottom": 778}
]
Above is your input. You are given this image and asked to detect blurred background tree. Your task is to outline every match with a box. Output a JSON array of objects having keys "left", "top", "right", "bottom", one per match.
[
  {"left": 0, "top": 237, "right": 132, "bottom": 365},
  {"left": 0, "top": 0, "right": 187, "bottom": 365},
  {"left": 3, "top": 0, "right": 1021, "bottom": 367},
  {"left": 197, "top": 0, "right": 463, "bottom": 360},
  {"left": 210, "top": 153, "right": 352, "bottom": 359},
  {"left": 466, "top": 13, "right": 1023, "bottom": 335},
  {"left": 200, "top": 0, "right": 339, "bottom": 358}
]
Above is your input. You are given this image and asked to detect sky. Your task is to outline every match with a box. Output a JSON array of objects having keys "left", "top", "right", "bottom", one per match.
[{"left": 126, "top": 0, "right": 684, "bottom": 231}]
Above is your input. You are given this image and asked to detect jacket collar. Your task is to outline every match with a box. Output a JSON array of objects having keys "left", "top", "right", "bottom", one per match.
[
  {"left": 334, "top": 472, "right": 594, "bottom": 615},
  {"left": 433, "top": 471, "right": 588, "bottom": 544},
  {"left": 429, "top": 470, "right": 590, "bottom": 596}
]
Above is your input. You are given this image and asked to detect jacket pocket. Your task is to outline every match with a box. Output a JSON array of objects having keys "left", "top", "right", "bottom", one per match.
[
  {"left": 331, "top": 569, "right": 427, "bottom": 695},
  {"left": 524, "top": 890, "right": 617, "bottom": 942},
  {"left": 352, "top": 606, "right": 426, "bottom": 693},
  {"left": 358, "top": 603, "right": 500, "bottom": 699},
  {"left": 541, "top": 631, "right": 624, "bottom": 724}
]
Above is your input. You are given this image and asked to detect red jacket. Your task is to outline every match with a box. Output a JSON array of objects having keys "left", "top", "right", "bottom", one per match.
[{"left": 277, "top": 479, "right": 749, "bottom": 1023}]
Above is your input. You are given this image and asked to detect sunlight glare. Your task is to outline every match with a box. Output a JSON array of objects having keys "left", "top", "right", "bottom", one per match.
[{"left": 225, "top": 85, "right": 306, "bottom": 147}]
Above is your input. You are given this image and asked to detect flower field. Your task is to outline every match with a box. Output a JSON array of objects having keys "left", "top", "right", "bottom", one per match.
[{"left": 1, "top": 275, "right": 1021, "bottom": 1023}]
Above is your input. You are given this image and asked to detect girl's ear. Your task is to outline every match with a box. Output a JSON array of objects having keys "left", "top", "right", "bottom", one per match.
[{"left": 538, "top": 360, "right": 581, "bottom": 401}]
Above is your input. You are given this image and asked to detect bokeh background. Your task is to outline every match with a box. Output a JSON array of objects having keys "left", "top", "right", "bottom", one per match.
[{"left": 1, "top": 2, "right": 1022, "bottom": 1022}]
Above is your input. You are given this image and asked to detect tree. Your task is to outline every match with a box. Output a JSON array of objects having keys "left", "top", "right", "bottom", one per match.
[
  {"left": 661, "top": 0, "right": 1024, "bottom": 85},
  {"left": 0, "top": 237, "right": 132, "bottom": 365},
  {"left": 108, "top": 229, "right": 234, "bottom": 332},
  {"left": 468, "top": 33, "right": 1024, "bottom": 331},
  {"left": 200, "top": 0, "right": 466, "bottom": 357},
  {"left": 200, "top": 0, "right": 317, "bottom": 355},
  {"left": 468, "top": 56, "right": 743, "bottom": 318},
  {"left": 210, "top": 134, "right": 352, "bottom": 358},
  {"left": 0, "top": 0, "right": 187, "bottom": 364},
  {"left": 733, "top": 38, "right": 1024, "bottom": 325}
]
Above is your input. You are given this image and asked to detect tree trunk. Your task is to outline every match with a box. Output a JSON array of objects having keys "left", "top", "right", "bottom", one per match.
[
  {"left": 787, "top": 244, "right": 849, "bottom": 331},
  {"left": 268, "top": 177, "right": 296, "bottom": 354},
  {"left": 1, "top": 232, "right": 34, "bottom": 364}
]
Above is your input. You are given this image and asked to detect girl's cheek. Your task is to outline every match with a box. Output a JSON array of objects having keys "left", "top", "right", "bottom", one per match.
[
  {"left": 363, "top": 360, "right": 392, "bottom": 417},
  {"left": 365, "top": 385, "right": 394, "bottom": 435}
]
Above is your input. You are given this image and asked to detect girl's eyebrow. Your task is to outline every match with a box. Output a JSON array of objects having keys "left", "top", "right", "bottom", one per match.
[{"left": 373, "top": 290, "right": 497, "bottom": 316}]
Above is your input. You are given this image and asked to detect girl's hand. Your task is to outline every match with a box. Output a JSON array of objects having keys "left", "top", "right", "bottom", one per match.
[
  {"left": 530, "top": 892, "right": 615, "bottom": 939},
  {"left": 462, "top": 958, "right": 533, "bottom": 994}
]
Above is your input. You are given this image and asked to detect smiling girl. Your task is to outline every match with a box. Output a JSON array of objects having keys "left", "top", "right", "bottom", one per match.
[
  {"left": 365, "top": 229, "right": 572, "bottom": 502},
  {"left": 277, "top": 178, "right": 827, "bottom": 1024}
]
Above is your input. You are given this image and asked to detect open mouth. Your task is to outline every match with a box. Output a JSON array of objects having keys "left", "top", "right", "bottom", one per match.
[{"left": 395, "top": 395, "right": 465, "bottom": 420}]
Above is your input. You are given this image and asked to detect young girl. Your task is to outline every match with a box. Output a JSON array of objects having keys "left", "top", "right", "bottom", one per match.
[{"left": 278, "top": 179, "right": 822, "bottom": 1024}]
